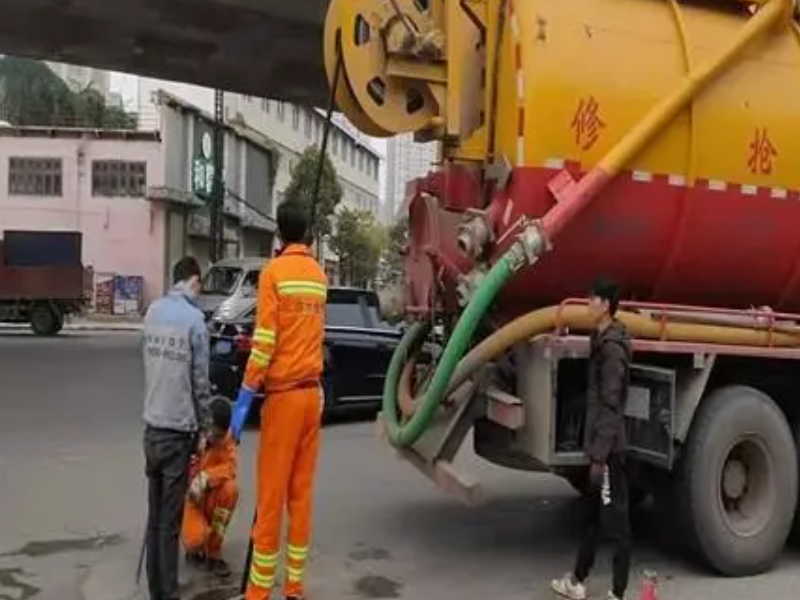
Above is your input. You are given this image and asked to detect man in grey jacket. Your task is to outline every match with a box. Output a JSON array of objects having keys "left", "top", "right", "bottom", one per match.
[{"left": 143, "top": 256, "right": 211, "bottom": 600}]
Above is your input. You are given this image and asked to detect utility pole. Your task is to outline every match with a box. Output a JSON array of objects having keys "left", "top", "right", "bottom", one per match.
[{"left": 209, "top": 89, "right": 225, "bottom": 263}]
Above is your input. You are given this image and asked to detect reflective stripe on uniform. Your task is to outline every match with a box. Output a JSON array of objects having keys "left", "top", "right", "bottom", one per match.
[
  {"left": 211, "top": 521, "right": 227, "bottom": 536},
  {"left": 253, "top": 328, "right": 276, "bottom": 344},
  {"left": 252, "top": 550, "right": 279, "bottom": 568},
  {"left": 249, "top": 348, "right": 271, "bottom": 367},
  {"left": 213, "top": 507, "right": 231, "bottom": 521},
  {"left": 286, "top": 564, "right": 305, "bottom": 582},
  {"left": 286, "top": 544, "right": 308, "bottom": 561},
  {"left": 249, "top": 567, "right": 274, "bottom": 589},
  {"left": 277, "top": 281, "right": 327, "bottom": 298}
]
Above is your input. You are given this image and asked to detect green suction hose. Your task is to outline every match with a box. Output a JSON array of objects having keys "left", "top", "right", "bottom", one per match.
[{"left": 381, "top": 249, "right": 523, "bottom": 447}]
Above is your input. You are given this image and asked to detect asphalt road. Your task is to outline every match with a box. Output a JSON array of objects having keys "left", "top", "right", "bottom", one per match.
[{"left": 0, "top": 331, "right": 798, "bottom": 600}]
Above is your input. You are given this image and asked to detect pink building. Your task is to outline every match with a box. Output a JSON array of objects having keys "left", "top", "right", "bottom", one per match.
[
  {"left": 0, "top": 93, "right": 278, "bottom": 309},
  {"left": 0, "top": 126, "right": 168, "bottom": 305}
]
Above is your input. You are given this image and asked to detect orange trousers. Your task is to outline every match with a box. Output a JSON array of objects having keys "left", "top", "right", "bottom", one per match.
[
  {"left": 181, "top": 480, "right": 239, "bottom": 559},
  {"left": 245, "top": 387, "right": 321, "bottom": 600}
]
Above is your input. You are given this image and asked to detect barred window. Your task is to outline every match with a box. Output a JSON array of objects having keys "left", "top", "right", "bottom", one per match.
[
  {"left": 8, "top": 157, "right": 62, "bottom": 196},
  {"left": 92, "top": 161, "right": 147, "bottom": 197}
]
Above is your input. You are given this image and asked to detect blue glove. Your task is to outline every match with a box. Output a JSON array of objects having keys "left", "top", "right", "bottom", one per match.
[{"left": 230, "top": 386, "right": 255, "bottom": 442}]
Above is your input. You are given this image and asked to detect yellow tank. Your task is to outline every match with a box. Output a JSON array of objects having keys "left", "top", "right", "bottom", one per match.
[
  {"left": 494, "top": 0, "right": 800, "bottom": 191},
  {"left": 325, "top": 0, "right": 800, "bottom": 312}
]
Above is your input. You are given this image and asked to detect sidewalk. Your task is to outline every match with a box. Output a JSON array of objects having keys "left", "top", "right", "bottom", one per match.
[{"left": 0, "top": 315, "right": 143, "bottom": 332}]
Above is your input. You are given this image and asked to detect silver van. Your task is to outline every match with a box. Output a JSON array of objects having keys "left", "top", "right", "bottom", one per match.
[{"left": 198, "top": 257, "right": 266, "bottom": 321}]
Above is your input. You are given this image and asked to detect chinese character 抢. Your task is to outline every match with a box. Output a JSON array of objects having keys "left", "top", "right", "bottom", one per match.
[
  {"left": 747, "top": 128, "right": 777, "bottom": 175},
  {"left": 571, "top": 96, "right": 606, "bottom": 151}
]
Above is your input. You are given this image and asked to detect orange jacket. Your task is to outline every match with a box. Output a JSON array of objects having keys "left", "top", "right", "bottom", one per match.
[
  {"left": 243, "top": 244, "right": 327, "bottom": 392},
  {"left": 192, "top": 432, "right": 237, "bottom": 489}
]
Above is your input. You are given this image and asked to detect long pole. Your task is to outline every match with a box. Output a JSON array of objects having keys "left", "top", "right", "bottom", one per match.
[
  {"left": 309, "top": 51, "right": 342, "bottom": 260},
  {"left": 210, "top": 89, "right": 225, "bottom": 263}
]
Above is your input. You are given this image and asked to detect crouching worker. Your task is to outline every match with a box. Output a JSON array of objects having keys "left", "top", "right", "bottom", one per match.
[{"left": 182, "top": 397, "right": 239, "bottom": 577}]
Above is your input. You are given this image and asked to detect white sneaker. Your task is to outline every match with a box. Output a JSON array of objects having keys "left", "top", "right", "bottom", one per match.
[
  {"left": 607, "top": 592, "right": 623, "bottom": 600},
  {"left": 550, "top": 573, "right": 587, "bottom": 600}
]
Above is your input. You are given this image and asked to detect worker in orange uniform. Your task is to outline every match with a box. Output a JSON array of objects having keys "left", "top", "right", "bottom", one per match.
[
  {"left": 181, "top": 397, "right": 239, "bottom": 578},
  {"left": 230, "top": 200, "right": 327, "bottom": 600}
]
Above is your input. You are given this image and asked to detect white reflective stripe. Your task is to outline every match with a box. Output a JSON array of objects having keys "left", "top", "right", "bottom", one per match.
[
  {"left": 741, "top": 184, "right": 757, "bottom": 196},
  {"left": 708, "top": 179, "right": 727, "bottom": 191},
  {"left": 772, "top": 187, "right": 788, "bottom": 199},
  {"left": 517, "top": 137, "right": 525, "bottom": 166},
  {"left": 667, "top": 174, "right": 686, "bottom": 187},
  {"left": 632, "top": 170, "right": 652, "bottom": 182},
  {"left": 516, "top": 71, "right": 524, "bottom": 100},
  {"left": 544, "top": 158, "right": 565, "bottom": 170},
  {"left": 510, "top": 14, "right": 520, "bottom": 38}
]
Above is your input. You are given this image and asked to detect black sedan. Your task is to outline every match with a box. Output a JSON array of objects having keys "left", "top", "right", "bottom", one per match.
[{"left": 208, "top": 287, "right": 401, "bottom": 419}]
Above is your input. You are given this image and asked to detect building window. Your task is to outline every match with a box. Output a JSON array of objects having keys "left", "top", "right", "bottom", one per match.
[
  {"left": 292, "top": 105, "right": 300, "bottom": 130},
  {"left": 332, "top": 132, "right": 339, "bottom": 156},
  {"left": 277, "top": 102, "right": 286, "bottom": 122},
  {"left": 92, "top": 160, "right": 147, "bottom": 197},
  {"left": 304, "top": 110, "right": 312, "bottom": 139},
  {"left": 358, "top": 150, "right": 365, "bottom": 172},
  {"left": 263, "top": 99, "right": 270, "bottom": 113},
  {"left": 351, "top": 144, "right": 356, "bottom": 167},
  {"left": 8, "top": 157, "right": 62, "bottom": 196}
]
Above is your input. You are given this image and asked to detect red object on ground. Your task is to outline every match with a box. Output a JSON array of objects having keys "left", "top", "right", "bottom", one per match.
[{"left": 639, "top": 574, "right": 658, "bottom": 600}]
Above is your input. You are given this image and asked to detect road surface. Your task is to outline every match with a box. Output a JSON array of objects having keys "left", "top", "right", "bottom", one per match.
[{"left": 0, "top": 331, "right": 798, "bottom": 600}]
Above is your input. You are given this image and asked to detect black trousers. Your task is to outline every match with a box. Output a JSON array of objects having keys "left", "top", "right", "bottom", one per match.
[
  {"left": 573, "top": 453, "right": 631, "bottom": 598},
  {"left": 144, "top": 426, "right": 194, "bottom": 600}
]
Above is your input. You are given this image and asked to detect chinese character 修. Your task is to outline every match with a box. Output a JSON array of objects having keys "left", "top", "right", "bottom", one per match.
[
  {"left": 747, "top": 128, "right": 777, "bottom": 175},
  {"left": 571, "top": 96, "right": 606, "bottom": 151}
]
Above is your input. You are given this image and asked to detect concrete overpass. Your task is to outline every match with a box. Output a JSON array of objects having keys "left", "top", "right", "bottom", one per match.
[{"left": 0, "top": 0, "right": 330, "bottom": 105}]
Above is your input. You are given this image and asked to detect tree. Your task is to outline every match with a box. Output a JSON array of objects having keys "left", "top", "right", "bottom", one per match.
[
  {"left": 381, "top": 217, "right": 409, "bottom": 285},
  {"left": 329, "top": 207, "right": 386, "bottom": 289},
  {"left": 0, "top": 56, "right": 136, "bottom": 129},
  {"left": 283, "top": 146, "right": 343, "bottom": 249}
]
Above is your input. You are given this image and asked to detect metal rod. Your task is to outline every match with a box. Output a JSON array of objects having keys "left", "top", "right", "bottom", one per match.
[
  {"left": 389, "top": 0, "right": 417, "bottom": 37},
  {"left": 309, "top": 48, "right": 343, "bottom": 260}
]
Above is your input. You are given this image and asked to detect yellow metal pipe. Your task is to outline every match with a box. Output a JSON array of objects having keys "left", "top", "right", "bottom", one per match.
[
  {"left": 445, "top": 305, "right": 800, "bottom": 395},
  {"left": 598, "top": 0, "right": 792, "bottom": 176}
]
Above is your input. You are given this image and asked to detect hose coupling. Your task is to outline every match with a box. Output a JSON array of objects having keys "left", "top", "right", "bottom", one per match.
[
  {"left": 506, "top": 222, "right": 548, "bottom": 272},
  {"left": 456, "top": 210, "right": 493, "bottom": 261}
]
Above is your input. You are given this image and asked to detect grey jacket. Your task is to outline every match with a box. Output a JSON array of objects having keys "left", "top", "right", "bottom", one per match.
[{"left": 142, "top": 286, "right": 211, "bottom": 432}]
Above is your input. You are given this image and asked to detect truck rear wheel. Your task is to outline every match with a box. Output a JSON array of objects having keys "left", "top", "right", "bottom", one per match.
[
  {"left": 30, "top": 303, "right": 60, "bottom": 336},
  {"left": 677, "top": 385, "right": 797, "bottom": 575}
]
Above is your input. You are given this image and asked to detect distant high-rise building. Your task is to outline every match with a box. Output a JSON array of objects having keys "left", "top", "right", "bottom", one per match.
[{"left": 385, "top": 134, "right": 438, "bottom": 223}]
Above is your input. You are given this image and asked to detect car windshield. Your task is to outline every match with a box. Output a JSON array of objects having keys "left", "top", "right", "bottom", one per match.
[{"left": 202, "top": 267, "right": 242, "bottom": 295}]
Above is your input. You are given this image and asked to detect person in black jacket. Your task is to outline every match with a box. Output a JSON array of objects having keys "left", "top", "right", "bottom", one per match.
[{"left": 552, "top": 278, "right": 632, "bottom": 600}]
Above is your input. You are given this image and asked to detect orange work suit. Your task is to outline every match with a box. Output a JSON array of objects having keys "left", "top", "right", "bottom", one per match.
[
  {"left": 181, "top": 433, "right": 239, "bottom": 559},
  {"left": 243, "top": 243, "right": 326, "bottom": 600}
]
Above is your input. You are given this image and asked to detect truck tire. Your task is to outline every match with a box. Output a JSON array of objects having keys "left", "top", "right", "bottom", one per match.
[
  {"left": 677, "top": 385, "right": 798, "bottom": 575},
  {"left": 30, "top": 303, "right": 59, "bottom": 336}
]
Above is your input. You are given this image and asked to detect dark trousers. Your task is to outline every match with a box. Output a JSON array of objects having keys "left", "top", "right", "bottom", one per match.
[
  {"left": 144, "top": 426, "right": 194, "bottom": 600},
  {"left": 574, "top": 453, "right": 631, "bottom": 598}
]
